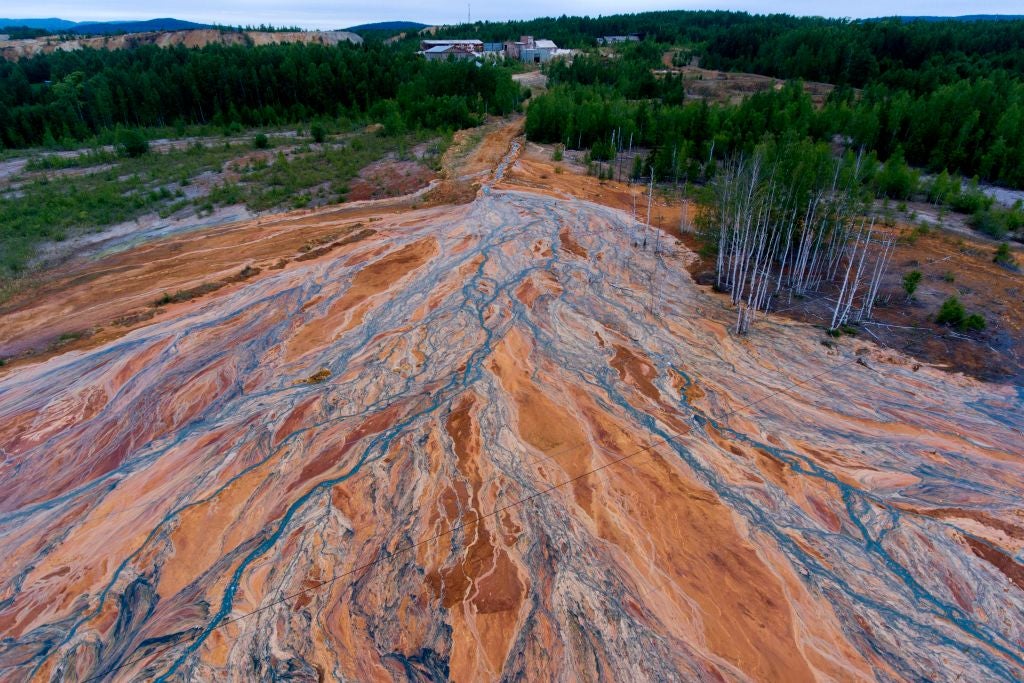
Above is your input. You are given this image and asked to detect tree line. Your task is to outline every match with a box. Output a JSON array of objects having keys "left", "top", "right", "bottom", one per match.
[
  {"left": 430, "top": 11, "right": 1023, "bottom": 89},
  {"left": 526, "top": 54, "right": 1024, "bottom": 189},
  {"left": 0, "top": 42, "right": 525, "bottom": 149}
]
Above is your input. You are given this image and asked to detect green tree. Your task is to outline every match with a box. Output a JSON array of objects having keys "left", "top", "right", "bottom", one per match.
[
  {"left": 902, "top": 270, "right": 922, "bottom": 299},
  {"left": 875, "top": 149, "right": 918, "bottom": 200}
]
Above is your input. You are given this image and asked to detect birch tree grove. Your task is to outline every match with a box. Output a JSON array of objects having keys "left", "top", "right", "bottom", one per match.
[{"left": 707, "top": 141, "right": 894, "bottom": 334}]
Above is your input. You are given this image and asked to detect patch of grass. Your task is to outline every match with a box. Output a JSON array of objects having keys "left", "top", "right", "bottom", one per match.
[
  {"left": 1, "top": 129, "right": 437, "bottom": 280},
  {"left": 222, "top": 134, "right": 412, "bottom": 212},
  {"left": 1, "top": 143, "right": 252, "bottom": 278},
  {"left": 25, "top": 148, "right": 119, "bottom": 171},
  {"left": 51, "top": 329, "right": 93, "bottom": 349}
]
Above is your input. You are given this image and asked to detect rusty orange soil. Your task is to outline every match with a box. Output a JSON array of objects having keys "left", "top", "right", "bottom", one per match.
[
  {"left": 0, "top": 192, "right": 432, "bottom": 370},
  {"left": 501, "top": 140, "right": 1024, "bottom": 383},
  {"left": 0, "top": 119, "right": 1021, "bottom": 682}
]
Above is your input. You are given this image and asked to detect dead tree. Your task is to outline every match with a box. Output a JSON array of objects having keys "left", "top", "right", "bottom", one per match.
[{"left": 708, "top": 147, "right": 891, "bottom": 335}]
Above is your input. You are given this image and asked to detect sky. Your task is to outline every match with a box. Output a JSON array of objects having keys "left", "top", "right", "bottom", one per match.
[{"left": 4, "top": 1, "right": 1022, "bottom": 29}]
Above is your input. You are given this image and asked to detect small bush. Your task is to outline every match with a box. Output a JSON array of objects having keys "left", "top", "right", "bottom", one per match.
[
  {"left": 936, "top": 296, "right": 965, "bottom": 326},
  {"left": 552, "top": 145, "right": 563, "bottom": 161},
  {"left": 972, "top": 210, "right": 1008, "bottom": 239},
  {"left": 902, "top": 270, "right": 922, "bottom": 298},
  {"left": 310, "top": 122, "right": 326, "bottom": 144},
  {"left": 935, "top": 296, "right": 985, "bottom": 332},
  {"left": 949, "top": 180, "right": 993, "bottom": 214},
  {"left": 874, "top": 149, "right": 918, "bottom": 200},
  {"left": 118, "top": 129, "right": 149, "bottom": 158},
  {"left": 253, "top": 133, "right": 269, "bottom": 149},
  {"left": 994, "top": 242, "right": 1015, "bottom": 266},
  {"left": 962, "top": 313, "right": 986, "bottom": 332}
]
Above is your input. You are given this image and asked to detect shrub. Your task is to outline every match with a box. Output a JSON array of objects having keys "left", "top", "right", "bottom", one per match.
[
  {"left": 902, "top": 270, "right": 922, "bottom": 298},
  {"left": 948, "top": 177, "right": 993, "bottom": 214},
  {"left": 972, "top": 210, "right": 1009, "bottom": 239},
  {"left": 935, "top": 296, "right": 966, "bottom": 327},
  {"left": 118, "top": 129, "right": 149, "bottom": 158},
  {"left": 962, "top": 313, "right": 986, "bottom": 332},
  {"left": 994, "top": 242, "right": 1015, "bottom": 266},
  {"left": 253, "top": 132, "right": 269, "bottom": 149},
  {"left": 552, "top": 145, "right": 563, "bottom": 161},
  {"left": 936, "top": 296, "right": 985, "bottom": 332},
  {"left": 310, "top": 122, "right": 326, "bottom": 144}
]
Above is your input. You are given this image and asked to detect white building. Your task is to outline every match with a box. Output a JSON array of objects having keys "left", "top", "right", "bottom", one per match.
[
  {"left": 508, "top": 36, "right": 559, "bottom": 64},
  {"left": 419, "top": 39, "right": 483, "bottom": 53},
  {"left": 597, "top": 35, "right": 640, "bottom": 45}
]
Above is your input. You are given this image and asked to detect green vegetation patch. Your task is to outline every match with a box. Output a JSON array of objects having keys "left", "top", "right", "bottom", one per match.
[{"left": 935, "top": 296, "right": 986, "bottom": 332}]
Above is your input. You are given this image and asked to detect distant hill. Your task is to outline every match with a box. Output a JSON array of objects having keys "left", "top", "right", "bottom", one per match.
[
  {"left": 0, "top": 18, "right": 213, "bottom": 35},
  {"left": 345, "top": 21, "right": 427, "bottom": 32},
  {"left": 69, "top": 18, "right": 212, "bottom": 35},
  {"left": 884, "top": 14, "right": 1024, "bottom": 22},
  {"left": 0, "top": 18, "right": 77, "bottom": 31},
  {"left": 1, "top": 29, "right": 362, "bottom": 61}
]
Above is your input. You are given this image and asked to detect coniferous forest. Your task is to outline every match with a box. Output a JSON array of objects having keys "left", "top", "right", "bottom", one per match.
[
  {"left": 518, "top": 15, "right": 1024, "bottom": 189},
  {"left": 0, "top": 42, "right": 524, "bottom": 149}
]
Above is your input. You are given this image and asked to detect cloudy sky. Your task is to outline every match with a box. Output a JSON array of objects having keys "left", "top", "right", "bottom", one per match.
[{"left": 5, "top": 1, "right": 1022, "bottom": 29}]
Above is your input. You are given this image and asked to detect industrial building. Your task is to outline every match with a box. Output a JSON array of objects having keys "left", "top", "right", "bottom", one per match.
[
  {"left": 419, "top": 38, "right": 483, "bottom": 53},
  {"left": 422, "top": 43, "right": 480, "bottom": 61},
  {"left": 419, "top": 35, "right": 563, "bottom": 64},
  {"left": 504, "top": 36, "right": 559, "bottom": 63},
  {"left": 597, "top": 34, "right": 640, "bottom": 45}
]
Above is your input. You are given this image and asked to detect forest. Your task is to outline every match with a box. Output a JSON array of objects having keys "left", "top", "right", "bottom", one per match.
[
  {"left": 0, "top": 42, "right": 524, "bottom": 149},
  {"left": 430, "top": 11, "right": 1024, "bottom": 87},
  {"left": 525, "top": 36, "right": 1024, "bottom": 192}
]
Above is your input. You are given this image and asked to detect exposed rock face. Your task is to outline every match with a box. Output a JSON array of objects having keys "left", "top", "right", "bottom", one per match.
[
  {"left": 0, "top": 29, "right": 363, "bottom": 61},
  {"left": 0, "top": 186, "right": 1022, "bottom": 681}
]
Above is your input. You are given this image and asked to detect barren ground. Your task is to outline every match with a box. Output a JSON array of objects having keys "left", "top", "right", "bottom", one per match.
[
  {"left": 658, "top": 51, "right": 839, "bottom": 106},
  {"left": 502, "top": 140, "right": 1024, "bottom": 384},
  {"left": 0, "top": 118, "right": 1021, "bottom": 683}
]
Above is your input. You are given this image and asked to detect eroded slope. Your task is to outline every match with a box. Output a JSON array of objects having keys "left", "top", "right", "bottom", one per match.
[{"left": 0, "top": 184, "right": 1022, "bottom": 681}]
